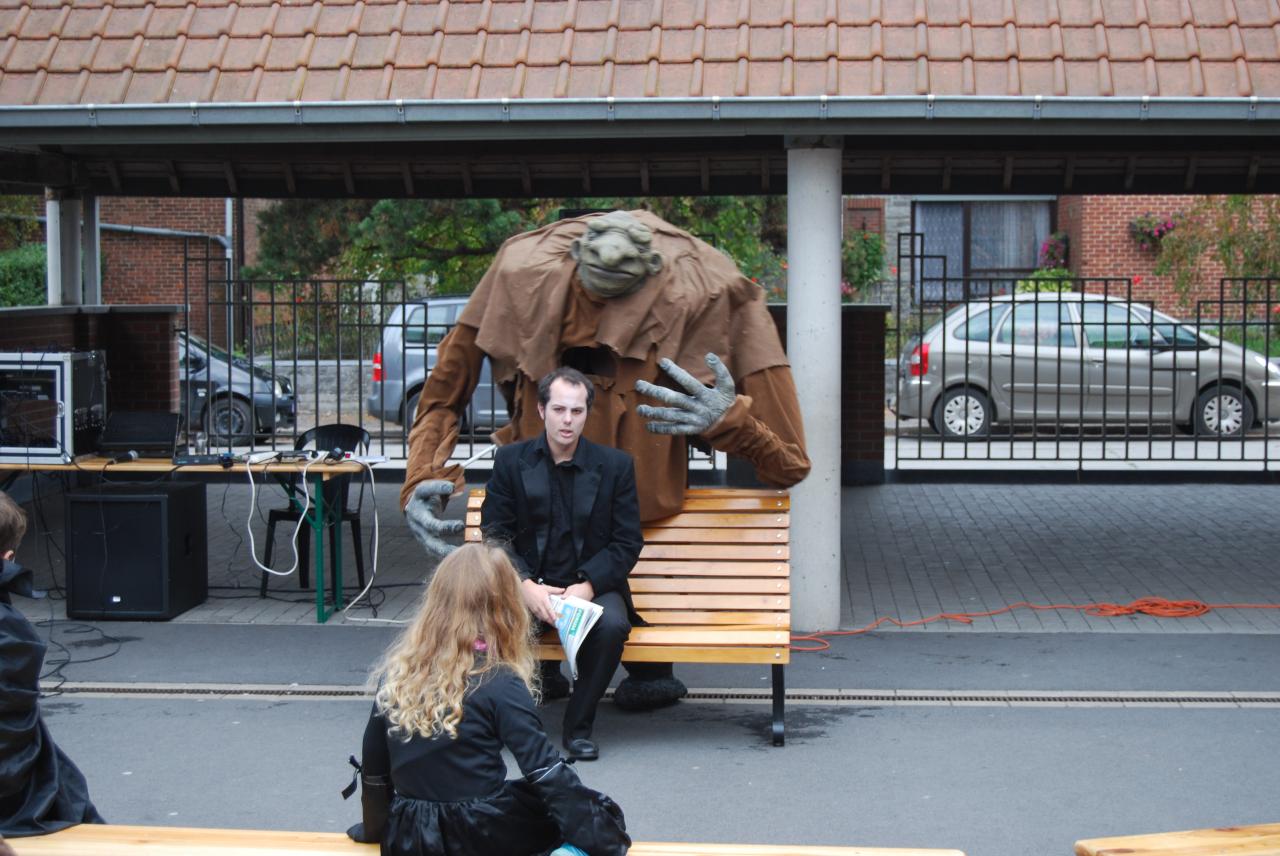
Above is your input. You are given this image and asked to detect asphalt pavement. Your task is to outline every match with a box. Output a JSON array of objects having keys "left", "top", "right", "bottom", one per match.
[{"left": 30, "top": 624, "right": 1280, "bottom": 856}]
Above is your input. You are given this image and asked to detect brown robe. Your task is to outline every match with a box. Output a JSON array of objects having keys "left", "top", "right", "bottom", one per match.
[{"left": 401, "top": 212, "right": 810, "bottom": 522}]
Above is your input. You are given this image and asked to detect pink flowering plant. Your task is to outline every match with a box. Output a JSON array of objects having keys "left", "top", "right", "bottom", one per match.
[
  {"left": 1037, "top": 231, "right": 1069, "bottom": 269},
  {"left": 1129, "top": 212, "right": 1178, "bottom": 251}
]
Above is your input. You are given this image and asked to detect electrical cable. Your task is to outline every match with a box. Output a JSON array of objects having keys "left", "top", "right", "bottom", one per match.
[
  {"left": 789, "top": 596, "right": 1280, "bottom": 652},
  {"left": 243, "top": 451, "right": 315, "bottom": 577},
  {"left": 340, "top": 459, "right": 406, "bottom": 624}
]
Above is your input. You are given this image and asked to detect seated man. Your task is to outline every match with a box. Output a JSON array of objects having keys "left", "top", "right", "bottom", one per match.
[
  {"left": 0, "top": 491, "right": 104, "bottom": 837},
  {"left": 481, "top": 368, "right": 644, "bottom": 761}
]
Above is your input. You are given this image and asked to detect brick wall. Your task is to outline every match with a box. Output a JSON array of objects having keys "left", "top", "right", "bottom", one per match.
[
  {"left": 1059, "top": 194, "right": 1226, "bottom": 311},
  {"left": 98, "top": 197, "right": 231, "bottom": 346},
  {"left": 845, "top": 197, "right": 885, "bottom": 234},
  {"left": 0, "top": 307, "right": 180, "bottom": 412}
]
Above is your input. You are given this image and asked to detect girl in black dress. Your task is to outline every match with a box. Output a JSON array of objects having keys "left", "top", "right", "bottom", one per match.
[{"left": 346, "top": 542, "right": 629, "bottom": 856}]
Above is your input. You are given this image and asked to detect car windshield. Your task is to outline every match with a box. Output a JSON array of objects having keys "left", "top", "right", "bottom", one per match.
[{"left": 182, "top": 332, "right": 228, "bottom": 361}]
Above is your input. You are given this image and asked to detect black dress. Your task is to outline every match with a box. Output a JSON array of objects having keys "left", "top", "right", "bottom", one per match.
[
  {"left": 0, "top": 559, "right": 104, "bottom": 837},
  {"left": 354, "top": 665, "right": 629, "bottom": 856}
]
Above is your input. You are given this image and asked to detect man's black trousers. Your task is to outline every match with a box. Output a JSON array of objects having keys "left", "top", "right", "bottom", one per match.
[{"left": 549, "top": 590, "right": 631, "bottom": 742}]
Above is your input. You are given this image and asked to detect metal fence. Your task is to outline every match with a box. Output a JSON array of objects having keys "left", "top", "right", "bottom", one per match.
[
  {"left": 180, "top": 239, "right": 501, "bottom": 462},
  {"left": 888, "top": 233, "right": 1280, "bottom": 470},
  {"left": 180, "top": 239, "right": 717, "bottom": 470}
]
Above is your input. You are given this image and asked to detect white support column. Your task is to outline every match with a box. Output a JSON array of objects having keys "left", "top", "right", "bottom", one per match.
[
  {"left": 785, "top": 138, "right": 843, "bottom": 632},
  {"left": 44, "top": 189, "right": 83, "bottom": 306},
  {"left": 81, "top": 194, "right": 102, "bottom": 304}
]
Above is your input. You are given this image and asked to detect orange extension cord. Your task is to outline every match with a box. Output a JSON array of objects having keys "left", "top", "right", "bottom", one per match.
[{"left": 790, "top": 597, "right": 1280, "bottom": 652}]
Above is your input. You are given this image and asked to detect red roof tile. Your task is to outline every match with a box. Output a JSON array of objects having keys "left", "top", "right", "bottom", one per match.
[{"left": 3, "top": 0, "right": 1280, "bottom": 106}]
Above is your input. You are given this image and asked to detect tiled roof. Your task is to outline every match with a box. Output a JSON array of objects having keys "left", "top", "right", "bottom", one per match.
[{"left": 3, "top": 0, "right": 1280, "bottom": 107}]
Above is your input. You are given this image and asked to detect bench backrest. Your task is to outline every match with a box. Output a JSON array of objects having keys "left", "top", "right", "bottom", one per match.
[{"left": 465, "top": 487, "right": 791, "bottom": 665}]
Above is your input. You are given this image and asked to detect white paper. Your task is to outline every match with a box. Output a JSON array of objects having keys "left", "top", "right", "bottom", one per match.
[{"left": 548, "top": 594, "right": 603, "bottom": 680}]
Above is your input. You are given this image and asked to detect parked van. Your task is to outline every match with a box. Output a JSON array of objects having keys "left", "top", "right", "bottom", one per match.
[{"left": 364, "top": 297, "right": 510, "bottom": 435}]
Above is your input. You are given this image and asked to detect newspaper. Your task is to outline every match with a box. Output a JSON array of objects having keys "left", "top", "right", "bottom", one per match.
[{"left": 548, "top": 594, "right": 603, "bottom": 680}]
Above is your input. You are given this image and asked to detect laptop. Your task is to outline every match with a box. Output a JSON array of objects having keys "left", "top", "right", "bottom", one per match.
[{"left": 97, "top": 411, "right": 181, "bottom": 459}]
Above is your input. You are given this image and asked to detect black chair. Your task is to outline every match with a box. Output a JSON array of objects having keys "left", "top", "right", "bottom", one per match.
[{"left": 260, "top": 424, "right": 371, "bottom": 598}]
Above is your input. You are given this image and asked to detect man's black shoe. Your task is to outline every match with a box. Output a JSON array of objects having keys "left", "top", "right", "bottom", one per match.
[
  {"left": 539, "top": 662, "right": 571, "bottom": 701},
  {"left": 564, "top": 738, "right": 599, "bottom": 761}
]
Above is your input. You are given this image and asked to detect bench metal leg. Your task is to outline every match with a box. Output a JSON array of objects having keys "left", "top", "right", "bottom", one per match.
[{"left": 771, "top": 664, "right": 785, "bottom": 746}]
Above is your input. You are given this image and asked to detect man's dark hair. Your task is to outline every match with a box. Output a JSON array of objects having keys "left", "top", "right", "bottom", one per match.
[
  {"left": 0, "top": 491, "right": 27, "bottom": 556},
  {"left": 538, "top": 367, "right": 595, "bottom": 410}
]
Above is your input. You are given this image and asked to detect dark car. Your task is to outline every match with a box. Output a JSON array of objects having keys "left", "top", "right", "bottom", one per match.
[{"left": 178, "top": 331, "right": 296, "bottom": 444}]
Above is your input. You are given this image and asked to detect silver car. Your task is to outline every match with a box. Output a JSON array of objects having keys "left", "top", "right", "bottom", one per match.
[
  {"left": 364, "top": 297, "right": 510, "bottom": 434},
  {"left": 893, "top": 293, "right": 1280, "bottom": 438}
]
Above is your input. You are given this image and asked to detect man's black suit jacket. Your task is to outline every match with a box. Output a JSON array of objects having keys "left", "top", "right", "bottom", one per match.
[{"left": 480, "top": 435, "right": 644, "bottom": 623}]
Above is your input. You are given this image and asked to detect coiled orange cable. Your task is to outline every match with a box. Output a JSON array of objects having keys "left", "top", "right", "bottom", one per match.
[{"left": 790, "top": 597, "right": 1280, "bottom": 652}]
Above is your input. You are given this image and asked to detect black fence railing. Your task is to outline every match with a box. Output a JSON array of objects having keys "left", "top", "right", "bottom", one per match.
[
  {"left": 180, "top": 239, "right": 717, "bottom": 470},
  {"left": 889, "top": 233, "right": 1280, "bottom": 469}
]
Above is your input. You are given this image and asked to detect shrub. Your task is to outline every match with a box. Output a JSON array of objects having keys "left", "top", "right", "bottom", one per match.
[
  {"left": 0, "top": 243, "right": 46, "bottom": 307},
  {"left": 1015, "top": 267, "right": 1074, "bottom": 293}
]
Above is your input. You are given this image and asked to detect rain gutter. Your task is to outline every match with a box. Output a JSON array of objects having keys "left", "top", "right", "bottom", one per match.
[
  {"left": 0, "top": 95, "right": 1277, "bottom": 144},
  {"left": 3, "top": 213, "right": 229, "bottom": 248}
]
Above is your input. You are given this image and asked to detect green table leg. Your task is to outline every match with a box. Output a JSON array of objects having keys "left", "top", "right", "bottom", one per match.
[{"left": 311, "top": 473, "right": 330, "bottom": 623}]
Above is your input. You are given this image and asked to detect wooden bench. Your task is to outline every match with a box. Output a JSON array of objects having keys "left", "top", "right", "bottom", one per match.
[
  {"left": 1075, "top": 823, "right": 1280, "bottom": 855},
  {"left": 467, "top": 486, "right": 792, "bottom": 745},
  {"left": 8, "top": 824, "right": 966, "bottom": 855}
]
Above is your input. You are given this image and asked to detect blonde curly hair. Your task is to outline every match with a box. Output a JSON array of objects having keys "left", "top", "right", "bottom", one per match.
[{"left": 371, "top": 542, "right": 538, "bottom": 740}]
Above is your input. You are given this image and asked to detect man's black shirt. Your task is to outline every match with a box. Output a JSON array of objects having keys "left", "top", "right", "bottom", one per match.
[{"left": 539, "top": 437, "right": 583, "bottom": 586}]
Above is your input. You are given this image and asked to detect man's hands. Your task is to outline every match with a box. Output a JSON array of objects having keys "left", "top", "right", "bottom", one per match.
[
  {"left": 563, "top": 580, "right": 595, "bottom": 604},
  {"left": 404, "top": 480, "right": 464, "bottom": 559},
  {"left": 521, "top": 578, "right": 565, "bottom": 624},
  {"left": 635, "top": 353, "right": 735, "bottom": 435}
]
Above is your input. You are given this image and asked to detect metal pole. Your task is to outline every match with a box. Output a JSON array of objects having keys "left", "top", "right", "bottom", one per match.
[
  {"left": 786, "top": 138, "right": 843, "bottom": 632},
  {"left": 81, "top": 194, "right": 101, "bottom": 305}
]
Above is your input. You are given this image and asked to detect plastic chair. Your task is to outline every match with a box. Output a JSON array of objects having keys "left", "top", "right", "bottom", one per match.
[{"left": 260, "top": 424, "right": 371, "bottom": 598}]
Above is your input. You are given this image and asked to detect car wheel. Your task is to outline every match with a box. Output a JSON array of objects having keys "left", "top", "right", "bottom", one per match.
[
  {"left": 404, "top": 392, "right": 421, "bottom": 427},
  {"left": 932, "top": 387, "right": 992, "bottom": 438},
  {"left": 1195, "top": 385, "right": 1253, "bottom": 438},
  {"left": 206, "top": 397, "right": 254, "bottom": 445}
]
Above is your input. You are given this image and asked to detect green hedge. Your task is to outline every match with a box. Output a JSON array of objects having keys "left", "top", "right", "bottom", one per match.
[{"left": 0, "top": 244, "right": 45, "bottom": 307}]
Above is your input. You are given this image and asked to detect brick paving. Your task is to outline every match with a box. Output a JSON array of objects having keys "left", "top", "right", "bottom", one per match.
[{"left": 15, "top": 477, "right": 1280, "bottom": 633}]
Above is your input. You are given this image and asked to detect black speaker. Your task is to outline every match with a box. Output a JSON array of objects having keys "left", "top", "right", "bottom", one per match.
[{"left": 66, "top": 482, "right": 208, "bottom": 620}]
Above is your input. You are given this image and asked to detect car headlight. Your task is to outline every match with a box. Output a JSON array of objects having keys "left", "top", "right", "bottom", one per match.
[{"left": 1257, "top": 354, "right": 1280, "bottom": 376}]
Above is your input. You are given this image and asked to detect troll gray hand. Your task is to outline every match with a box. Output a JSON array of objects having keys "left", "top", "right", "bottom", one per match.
[
  {"left": 404, "top": 480, "right": 464, "bottom": 559},
  {"left": 635, "top": 353, "right": 736, "bottom": 435}
]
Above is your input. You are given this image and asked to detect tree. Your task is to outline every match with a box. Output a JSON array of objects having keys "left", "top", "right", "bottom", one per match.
[{"left": 1155, "top": 195, "right": 1280, "bottom": 306}]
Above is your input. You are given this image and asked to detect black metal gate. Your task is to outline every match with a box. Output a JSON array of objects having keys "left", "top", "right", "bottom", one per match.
[{"left": 889, "top": 233, "right": 1280, "bottom": 470}]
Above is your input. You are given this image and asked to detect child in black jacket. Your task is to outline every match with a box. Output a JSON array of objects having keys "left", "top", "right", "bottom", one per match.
[{"left": 0, "top": 490, "right": 103, "bottom": 838}]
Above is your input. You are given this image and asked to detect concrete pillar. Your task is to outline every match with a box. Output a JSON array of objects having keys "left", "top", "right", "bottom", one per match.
[
  {"left": 44, "top": 189, "right": 82, "bottom": 306},
  {"left": 81, "top": 194, "right": 102, "bottom": 304},
  {"left": 785, "top": 138, "right": 843, "bottom": 632}
]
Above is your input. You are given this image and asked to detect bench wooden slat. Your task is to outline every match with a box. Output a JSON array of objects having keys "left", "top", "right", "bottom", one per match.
[
  {"left": 466, "top": 511, "right": 791, "bottom": 530},
  {"left": 7, "top": 824, "right": 374, "bottom": 854},
  {"left": 623, "top": 627, "right": 790, "bottom": 646},
  {"left": 466, "top": 488, "right": 789, "bottom": 507},
  {"left": 630, "top": 578, "right": 789, "bottom": 594},
  {"left": 641, "top": 544, "right": 788, "bottom": 561},
  {"left": 633, "top": 594, "right": 790, "bottom": 610},
  {"left": 633, "top": 561, "right": 789, "bottom": 578},
  {"left": 537, "top": 643, "right": 789, "bottom": 664},
  {"left": 644, "top": 512, "right": 791, "bottom": 529},
  {"left": 1075, "top": 824, "right": 1280, "bottom": 856},
  {"left": 641, "top": 528, "right": 789, "bottom": 544},
  {"left": 636, "top": 610, "right": 789, "bottom": 626},
  {"left": 670, "top": 497, "right": 789, "bottom": 511},
  {"left": 8, "top": 824, "right": 962, "bottom": 855}
]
